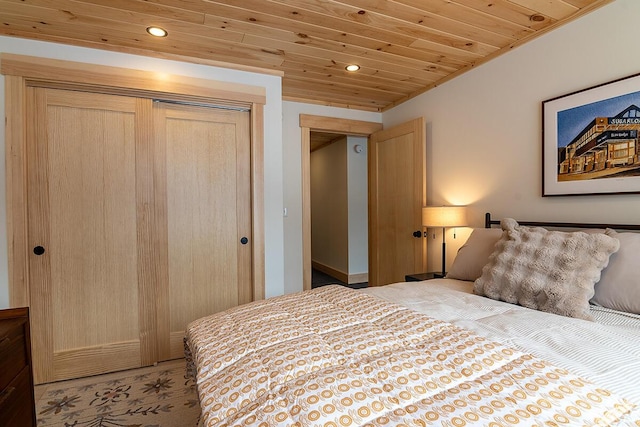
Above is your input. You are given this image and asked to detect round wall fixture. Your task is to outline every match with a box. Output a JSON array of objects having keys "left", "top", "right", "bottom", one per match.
[{"left": 354, "top": 144, "right": 363, "bottom": 153}]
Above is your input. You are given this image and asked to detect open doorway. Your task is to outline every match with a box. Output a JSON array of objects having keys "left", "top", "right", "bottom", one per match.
[
  {"left": 299, "top": 115, "right": 383, "bottom": 291},
  {"left": 309, "top": 132, "right": 369, "bottom": 289},
  {"left": 300, "top": 115, "right": 427, "bottom": 291}
]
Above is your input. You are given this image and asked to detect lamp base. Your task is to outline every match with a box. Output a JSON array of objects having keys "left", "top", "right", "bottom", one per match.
[{"left": 440, "top": 238, "right": 447, "bottom": 279}]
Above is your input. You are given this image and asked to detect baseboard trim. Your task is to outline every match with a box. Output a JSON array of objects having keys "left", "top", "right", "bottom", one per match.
[
  {"left": 348, "top": 272, "right": 368, "bottom": 284},
  {"left": 312, "top": 261, "right": 368, "bottom": 284}
]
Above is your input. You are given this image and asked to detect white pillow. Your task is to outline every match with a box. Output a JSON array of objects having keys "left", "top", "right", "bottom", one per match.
[
  {"left": 474, "top": 218, "right": 620, "bottom": 320},
  {"left": 446, "top": 228, "right": 503, "bottom": 281},
  {"left": 591, "top": 230, "right": 640, "bottom": 314}
]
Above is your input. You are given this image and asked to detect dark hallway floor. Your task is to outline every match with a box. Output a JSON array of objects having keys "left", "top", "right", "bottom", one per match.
[{"left": 311, "top": 268, "right": 368, "bottom": 289}]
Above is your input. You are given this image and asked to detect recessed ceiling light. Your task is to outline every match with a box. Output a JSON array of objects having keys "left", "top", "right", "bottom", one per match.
[
  {"left": 146, "top": 26, "right": 168, "bottom": 37},
  {"left": 530, "top": 14, "right": 545, "bottom": 22},
  {"left": 345, "top": 64, "right": 360, "bottom": 72}
]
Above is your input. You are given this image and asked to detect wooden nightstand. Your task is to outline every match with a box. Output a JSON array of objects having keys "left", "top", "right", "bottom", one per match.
[
  {"left": 405, "top": 272, "right": 445, "bottom": 282},
  {"left": 0, "top": 307, "right": 36, "bottom": 427}
]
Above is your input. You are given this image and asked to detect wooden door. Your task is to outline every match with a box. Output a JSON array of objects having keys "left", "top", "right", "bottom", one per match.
[
  {"left": 368, "top": 118, "right": 426, "bottom": 287},
  {"left": 154, "top": 102, "right": 253, "bottom": 360},
  {"left": 27, "top": 88, "right": 151, "bottom": 383}
]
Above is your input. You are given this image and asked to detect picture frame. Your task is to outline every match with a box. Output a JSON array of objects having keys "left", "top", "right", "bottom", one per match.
[{"left": 542, "top": 72, "right": 640, "bottom": 196}]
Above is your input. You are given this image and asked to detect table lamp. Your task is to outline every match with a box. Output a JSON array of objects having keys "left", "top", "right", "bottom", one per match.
[{"left": 422, "top": 206, "right": 468, "bottom": 278}]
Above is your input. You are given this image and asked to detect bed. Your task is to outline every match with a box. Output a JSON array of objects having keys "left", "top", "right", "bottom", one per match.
[{"left": 185, "top": 214, "right": 640, "bottom": 426}]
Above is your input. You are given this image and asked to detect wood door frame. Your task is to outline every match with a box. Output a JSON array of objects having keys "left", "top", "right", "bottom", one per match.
[
  {"left": 299, "top": 114, "right": 383, "bottom": 291},
  {"left": 2, "top": 53, "right": 266, "bottom": 308}
]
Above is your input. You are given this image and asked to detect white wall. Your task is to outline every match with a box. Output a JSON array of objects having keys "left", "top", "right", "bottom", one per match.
[
  {"left": 347, "top": 136, "right": 368, "bottom": 275},
  {"left": 282, "top": 101, "right": 381, "bottom": 294},
  {"left": 383, "top": 0, "right": 640, "bottom": 273},
  {"left": 0, "top": 36, "right": 285, "bottom": 308}
]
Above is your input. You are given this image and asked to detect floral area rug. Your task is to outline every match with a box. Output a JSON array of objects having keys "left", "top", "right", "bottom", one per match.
[{"left": 35, "top": 359, "right": 201, "bottom": 427}]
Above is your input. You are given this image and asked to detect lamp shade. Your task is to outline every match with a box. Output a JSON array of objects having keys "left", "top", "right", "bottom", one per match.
[{"left": 422, "top": 206, "right": 468, "bottom": 227}]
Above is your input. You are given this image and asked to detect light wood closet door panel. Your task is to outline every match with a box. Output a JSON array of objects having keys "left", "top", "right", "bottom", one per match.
[
  {"left": 27, "top": 88, "right": 146, "bottom": 383},
  {"left": 155, "top": 103, "right": 252, "bottom": 360}
]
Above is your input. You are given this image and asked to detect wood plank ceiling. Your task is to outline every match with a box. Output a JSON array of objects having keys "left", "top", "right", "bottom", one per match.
[{"left": 0, "top": 0, "right": 612, "bottom": 112}]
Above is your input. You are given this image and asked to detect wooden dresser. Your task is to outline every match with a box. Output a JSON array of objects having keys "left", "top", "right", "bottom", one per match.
[{"left": 0, "top": 307, "right": 36, "bottom": 427}]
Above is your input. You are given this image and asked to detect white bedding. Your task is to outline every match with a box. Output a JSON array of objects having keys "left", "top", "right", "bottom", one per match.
[
  {"left": 363, "top": 278, "right": 640, "bottom": 404},
  {"left": 186, "top": 284, "right": 639, "bottom": 426}
]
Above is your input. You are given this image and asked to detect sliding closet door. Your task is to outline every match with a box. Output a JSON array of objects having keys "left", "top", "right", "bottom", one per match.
[
  {"left": 154, "top": 102, "right": 253, "bottom": 360},
  {"left": 24, "top": 90, "right": 255, "bottom": 381},
  {"left": 27, "top": 88, "right": 152, "bottom": 383}
]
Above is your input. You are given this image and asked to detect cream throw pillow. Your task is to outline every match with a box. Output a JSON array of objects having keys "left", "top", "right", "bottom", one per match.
[
  {"left": 591, "top": 230, "right": 640, "bottom": 314},
  {"left": 474, "top": 218, "right": 620, "bottom": 320},
  {"left": 446, "top": 228, "right": 503, "bottom": 281}
]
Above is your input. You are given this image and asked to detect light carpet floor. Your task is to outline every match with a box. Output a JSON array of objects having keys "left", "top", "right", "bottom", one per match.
[{"left": 35, "top": 359, "right": 200, "bottom": 427}]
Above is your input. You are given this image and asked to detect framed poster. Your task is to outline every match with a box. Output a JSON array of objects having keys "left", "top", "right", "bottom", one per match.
[{"left": 542, "top": 73, "right": 640, "bottom": 196}]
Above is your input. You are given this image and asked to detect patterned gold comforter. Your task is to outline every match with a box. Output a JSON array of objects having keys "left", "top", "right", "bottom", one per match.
[{"left": 185, "top": 285, "right": 639, "bottom": 427}]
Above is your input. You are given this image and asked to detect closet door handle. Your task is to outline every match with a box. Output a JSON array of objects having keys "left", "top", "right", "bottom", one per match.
[
  {"left": 412, "top": 230, "right": 422, "bottom": 238},
  {"left": 33, "top": 246, "right": 46, "bottom": 255},
  {"left": 240, "top": 237, "right": 249, "bottom": 245}
]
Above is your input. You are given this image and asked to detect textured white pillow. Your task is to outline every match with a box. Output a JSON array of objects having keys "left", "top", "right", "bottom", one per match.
[
  {"left": 446, "top": 228, "right": 503, "bottom": 281},
  {"left": 591, "top": 230, "right": 640, "bottom": 314},
  {"left": 474, "top": 218, "right": 620, "bottom": 320}
]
